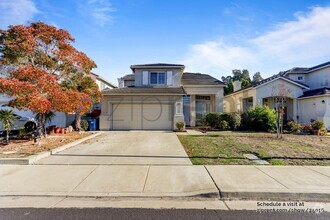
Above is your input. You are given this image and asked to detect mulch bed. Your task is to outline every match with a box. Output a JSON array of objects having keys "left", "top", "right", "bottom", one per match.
[{"left": 0, "top": 132, "right": 91, "bottom": 158}]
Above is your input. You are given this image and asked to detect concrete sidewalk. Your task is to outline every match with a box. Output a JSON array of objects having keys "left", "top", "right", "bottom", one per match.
[{"left": 0, "top": 165, "right": 329, "bottom": 201}]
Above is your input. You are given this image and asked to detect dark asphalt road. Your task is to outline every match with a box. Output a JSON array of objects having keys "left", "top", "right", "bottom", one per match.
[{"left": 0, "top": 208, "right": 328, "bottom": 220}]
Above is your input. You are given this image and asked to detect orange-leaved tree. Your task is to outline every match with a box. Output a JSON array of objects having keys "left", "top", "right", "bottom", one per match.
[
  {"left": 61, "top": 73, "right": 102, "bottom": 131},
  {"left": 0, "top": 22, "right": 97, "bottom": 136}
]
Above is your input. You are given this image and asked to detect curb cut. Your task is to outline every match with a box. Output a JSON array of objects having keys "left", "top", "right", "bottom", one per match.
[{"left": 0, "top": 132, "right": 104, "bottom": 165}]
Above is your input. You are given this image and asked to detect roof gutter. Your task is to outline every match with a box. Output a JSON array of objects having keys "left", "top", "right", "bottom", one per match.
[
  {"left": 298, "top": 94, "right": 330, "bottom": 100},
  {"left": 183, "top": 85, "right": 225, "bottom": 88},
  {"left": 102, "top": 93, "right": 186, "bottom": 96}
]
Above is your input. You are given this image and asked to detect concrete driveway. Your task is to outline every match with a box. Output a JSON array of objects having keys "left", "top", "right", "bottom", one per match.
[{"left": 37, "top": 131, "right": 192, "bottom": 165}]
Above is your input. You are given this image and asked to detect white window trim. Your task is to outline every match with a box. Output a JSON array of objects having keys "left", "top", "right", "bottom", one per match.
[{"left": 149, "top": 71, "right": 167, "bottom": 85}]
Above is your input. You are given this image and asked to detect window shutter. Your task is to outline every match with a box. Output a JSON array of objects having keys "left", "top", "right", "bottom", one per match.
[
  {"left": 167, "top": 71, "right": 173, "bottom": 85},
  {"left": 142, "top": 71, "right": 148, "bottom": 85}
]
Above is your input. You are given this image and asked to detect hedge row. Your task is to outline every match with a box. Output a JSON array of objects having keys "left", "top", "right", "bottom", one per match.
[{"left": 201, "top": 106, "right": 277, "bottom": 132}]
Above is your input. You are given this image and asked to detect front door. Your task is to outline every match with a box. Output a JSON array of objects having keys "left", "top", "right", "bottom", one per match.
[
  {"left": 196, "top": 96, "right": 211, "bottom": 126},
  {"left": 183, "top": 96, "right": 190, "bottom": 126}
]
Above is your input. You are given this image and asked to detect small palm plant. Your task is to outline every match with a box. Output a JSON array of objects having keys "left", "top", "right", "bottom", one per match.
[{"left": 0, "top": 110, "right": 17, "bottom": 145}]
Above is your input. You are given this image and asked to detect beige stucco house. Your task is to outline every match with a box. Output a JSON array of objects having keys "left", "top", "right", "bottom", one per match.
[
  {"left": 224, "top": 61, "right": 330, "bottom": 130},
  {"left": 100, "top": 63, "right": 225, "bottom": 130}
]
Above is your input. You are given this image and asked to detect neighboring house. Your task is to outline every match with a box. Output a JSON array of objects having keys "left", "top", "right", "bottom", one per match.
[
  {"left": 118, "top": 74, "right": 135, "bottom": 87},
  {"left": 66, "top": 72, "right": 117, "bottom": 126},
  {"left": 90, "top": 72, "right": 117, "bottom": 91},
  {"left": 224, "top": 61, "right": 330, "bottom": 130},
  {"left": 100, "top": 63, "right": 225, "bottom": 130}
]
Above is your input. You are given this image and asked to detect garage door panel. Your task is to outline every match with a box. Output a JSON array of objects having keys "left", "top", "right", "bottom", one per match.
[
  {"left": 112, "top": 104, "right": 141, "bottom": 130},
  {"left": 141, "top": 104, "right": 173, "bottom": 130},
  {"left": 112, "top": 103, "right": 173, "bottom": 130}
]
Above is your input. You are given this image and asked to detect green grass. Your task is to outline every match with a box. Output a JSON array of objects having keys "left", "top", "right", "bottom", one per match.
[{"left": 178, "top": 132, "right": 330, "bottom": 166}]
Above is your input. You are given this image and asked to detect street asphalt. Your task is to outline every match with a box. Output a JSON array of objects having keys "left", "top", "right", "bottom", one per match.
[{"left": 0, "top": 208, "right": 328, "bottom": 220}]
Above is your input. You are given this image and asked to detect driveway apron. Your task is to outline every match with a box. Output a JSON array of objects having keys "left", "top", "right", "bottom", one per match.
[{"left": 37, "top": 131, "right": 192, "bottom": 165}]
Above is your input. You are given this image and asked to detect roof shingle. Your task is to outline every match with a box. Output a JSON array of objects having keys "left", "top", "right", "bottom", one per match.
[
  {"left": 299, "top": 87, "right": 330, "bottom": 98},
  {"left": 121, "top": 74, "right": 135, "bottom": 81},
  {"left": 181, "top": 72, "right": 224, "bottom": 86},
  {"left": 226, "top": 74, "right": 309, "bottom": 96},
  {"left": 130, "top": 63, "right": 185, "bottom": 72}
]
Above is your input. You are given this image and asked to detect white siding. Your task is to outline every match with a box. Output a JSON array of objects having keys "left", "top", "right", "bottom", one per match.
[
  {"left": 305, "top": 67, "right": 330, "bottom": 90},
  {"left": 298, "top": 96, "right": 330, "bottom": 130}
]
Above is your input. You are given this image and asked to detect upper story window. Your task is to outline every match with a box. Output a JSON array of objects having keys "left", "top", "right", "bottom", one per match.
[
  {"left": 150, "top": 72, "right": 166, "bottom": 85},
  {"left": 297, "top": 76, "right": 304, "bottom": 81}
]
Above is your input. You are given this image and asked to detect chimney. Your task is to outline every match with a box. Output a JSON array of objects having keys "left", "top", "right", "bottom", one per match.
[
  {"left": 233, "top": 80, "right": 242, "bottom": 92},
  {"left": 118, "top": 78, "right": 124, "bottom": 88}
]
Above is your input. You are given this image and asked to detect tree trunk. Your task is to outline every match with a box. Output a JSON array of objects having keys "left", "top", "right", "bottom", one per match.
[
  {"left": 37, "top": 114, "right": 46, "bottom": 138},
  {"left": 75, "top": 112, "right": 81, "bottom": 131},
  {"left": 5, "top": 130, "right": 9, "bottom": 145}
]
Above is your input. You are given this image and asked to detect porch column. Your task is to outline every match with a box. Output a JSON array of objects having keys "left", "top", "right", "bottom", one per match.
[
  {"left": 252, "top": 95, "right": 257, "bottom": 108},
  {"left": 190, "top": 95, "right": 196, "bottom": 127},
  {"left": 293, "top": 98, "right": 298, "bottom": 122},
  {"left": 173, "top": 97, "right": 185, "bottom": 129},
  {"left": 215, "top": 90, "right": 223, "bottom": 112}
]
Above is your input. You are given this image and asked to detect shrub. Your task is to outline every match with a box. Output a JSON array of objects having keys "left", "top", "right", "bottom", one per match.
[
  {"left": 176, "top": 122, "right": 185, "bottom": 131},
  {"left": 219, "top": 120, "right": 229, "bottom": 130},
  {"left": 204, "top": 113, "right": 221, "bottom": 128},
  {"left": 246, "top": 106, "right": 277, "bottom": 132},
  {"left": 320, "top": 129, "right": 328, "bottom": 136},
  {"left": 80, "top": 119, "right": 89, "bottom": 131},
  {"left": 221, "top": 113, "right": 241, "bottom": 130},
  {"left": 302, "top": 125, "right": 313, "bottom": 134},
  {"left": 287, "top": 121, "right": 303, "bottom": 133},
  {"left": 311, "top": 120, "right": 325, "bottom": 131}
]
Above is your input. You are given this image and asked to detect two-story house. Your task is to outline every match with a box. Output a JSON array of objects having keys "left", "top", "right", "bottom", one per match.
[
  {"left": 100, "top": 63, "right": 225, "bottom": 130},
  {"left": 224, "top": 61, "right": 330, "bottom": 130}
]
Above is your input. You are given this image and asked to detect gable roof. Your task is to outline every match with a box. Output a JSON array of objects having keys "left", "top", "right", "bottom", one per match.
[
  {"left": 226, "top": 74, "right": 309, "bottom": 96},
  {"left": 102, "top": 87, "right": 186, "bottom": 95},
  {"left": 280, "top": 61, "right": 330, "bottom": 76},
  {"left": 90, "top": 72, "right": 117, "bottom": 88},
  {"left": 298, "top": 87, "right": 330, "bottom": 98},
  {"left": 181, "top": 72, "right": 225, "bottom": 86},
  {"left": 130, "top": 63, "right": 185, "bottom": 72}
]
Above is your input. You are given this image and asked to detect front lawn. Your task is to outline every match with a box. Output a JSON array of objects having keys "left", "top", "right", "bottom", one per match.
[{"left": 178, "top": 132, "right": 330, "bottom": 165}]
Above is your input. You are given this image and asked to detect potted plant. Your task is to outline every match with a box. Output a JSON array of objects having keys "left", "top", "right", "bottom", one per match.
[{"left": 175, "top": 122, "right": 185, "bottom": 132}]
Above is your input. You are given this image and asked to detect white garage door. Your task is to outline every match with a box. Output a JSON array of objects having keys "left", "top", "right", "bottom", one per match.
[{"left": 112, "top": 103, "right": 173, "bottom": 130}]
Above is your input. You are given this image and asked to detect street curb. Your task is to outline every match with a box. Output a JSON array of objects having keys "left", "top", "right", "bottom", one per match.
[
  {"left": 0, "top": 191, "right": 220, "bottom": 199},
  {"left": 0, "top": 132, "right": 104, "bottom": 165},
  {"left": 220, "top": 191, "right": 330, "bottom": 202}
]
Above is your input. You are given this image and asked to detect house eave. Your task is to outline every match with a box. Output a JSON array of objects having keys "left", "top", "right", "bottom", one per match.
[
  {"left": 253, "top": 76, "right": 309, "bottom": 90},
  {"left": 298, "top": 94, "right": 330, "bottom": 100},
  {"left": 102, "top": 93, "right": 185, "bottom": 96},
  {"left": 183, "top": 85, "right": 225, "bottom": 88},
  {"left": 224, "top": 87, "right": 253, "bottom": 97}
]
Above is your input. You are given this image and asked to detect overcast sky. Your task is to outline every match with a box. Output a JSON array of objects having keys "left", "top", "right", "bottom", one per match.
[{"left": 1, "top": 0, "right": 330, "bottom": 85}]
